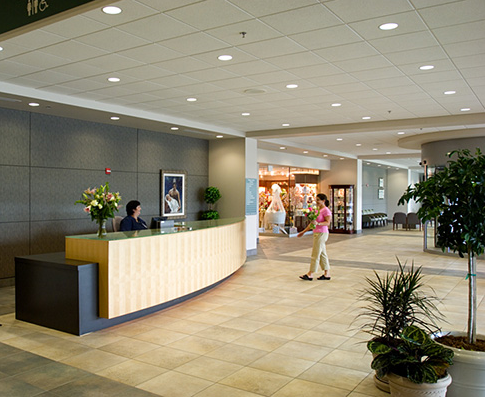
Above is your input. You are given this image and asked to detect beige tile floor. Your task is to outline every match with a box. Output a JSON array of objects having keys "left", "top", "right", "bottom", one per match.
[{"left": 0, "top": 226, "right": 484, "bottom": 396}]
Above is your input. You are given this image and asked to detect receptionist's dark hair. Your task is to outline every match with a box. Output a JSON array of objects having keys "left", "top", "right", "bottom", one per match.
[
  {"left": 126, "top": 200, "right": 140, "bottom": 216},
  {"left": 316, "top": 193, "right": 330, "bottom": 207}
]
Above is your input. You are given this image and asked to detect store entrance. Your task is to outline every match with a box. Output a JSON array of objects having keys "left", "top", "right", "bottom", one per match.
[{"left": 259, "top": 165, "right": 320, "bottom": 236}]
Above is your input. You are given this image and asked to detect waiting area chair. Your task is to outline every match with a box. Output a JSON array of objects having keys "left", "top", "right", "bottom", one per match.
[
  {"left": 406, "top": 212, "right": 421, "bottom": 230},
  {"left": 392, "top": 212, "right": 407, "bottom": 230},
  {"left": 112, "top": 216, "right": 123, "bottom": 232}
]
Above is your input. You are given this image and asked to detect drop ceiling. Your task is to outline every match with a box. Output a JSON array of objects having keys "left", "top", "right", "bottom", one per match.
[{"left": 1, "top": 0, "right": 484, "bottom": 169}]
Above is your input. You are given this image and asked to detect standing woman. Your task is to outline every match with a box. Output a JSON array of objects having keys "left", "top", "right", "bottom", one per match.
[{"left": 297, "top": 193, "right": 332, "bottom": 280}]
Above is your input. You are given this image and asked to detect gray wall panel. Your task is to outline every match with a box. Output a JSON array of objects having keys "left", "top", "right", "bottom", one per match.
[
  {"left": 31, "top": 114, "right": 138, "bottom": 171},
  {"left": 0, "top": 222, "right": 29, "bottom": 278},
  {"left": 0, "top": 166, "right": 30, "bottom": 222},
  {"left": 0, "top": 108, "right": 30, "bottom": 166}
]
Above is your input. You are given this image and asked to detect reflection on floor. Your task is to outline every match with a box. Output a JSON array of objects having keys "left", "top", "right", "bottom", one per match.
[{"left": 0, "top": 226, "right": 483, "bottom": 396}]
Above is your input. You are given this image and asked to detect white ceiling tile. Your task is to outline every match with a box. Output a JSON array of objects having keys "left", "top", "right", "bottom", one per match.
[
  {"left": 453, "top": 54, "right": 485, "bottom": 69},
  {"left": 265, "top": 52, "right": 325, "bottom": 70},
  {"left": 286, "top": 64, "right": 342, "bottom": 79},
  {"left": 261, "top": 4, "right": 341, "bottom": 35},
  {"left": 370, "top": 31, "right": 438, "bottom": 53},
  {"left": 60, "top": 79, "right": 107, "bottom": 92},
  {"left": 21, "top": 70, "right": 75, "bottom": 86},
  {"left": 397, "top": 59, "right": 457, "bottom": 76},
  {"left": 117, "top": 65, "right": 174, "bottom": 80},
  {"left": 166, "top": 0, "right": 253, "bottom": 30},
  {"left": 51, "top": 63, "right": 106, "bottom": 78},
  {"left": 227, "top": 0, "right": 317, "bottom": 17},
  {"left": 461, "top": 66, "right": 485, "bottom": 78},
  {"left": 40, "top": 40, "right": 108, "bottom": 62},
  {"left": 365, "top": 76, "right": 414, "bottom": 89},
  {"left": 326, "top": 82, "right": 371, "bottom": 94},
  {"left": 249, "top": 70, "right": 302, "bottom": 84},
  {"left": 238, "top": 37, "right": 306, "bottom": 58},
  {"left": 220, "top": 60, "right": 280, "bottom": 76},
  {"left": 324, "top": 0, "right": 413, "bottom": 22},
  {"left": 82, "top": 0, "right": 159, "bottom": 25},
  {"left": 153, "top": 57, "right": 213, "bottom": 74},
  {"left": 41, "top": 85, "right": 83, "bottom": 95},
  {"left": 118, "top": 44, "right": 184, "bottom": 64},
  {"left": 151, "top": 74, "right": 201, "bottom": 88},
  {"left": 185, "top": 68, "right": 239, "bottom": 82},
  {"left": 211, "top": 77, "right": 261, "bottom": 90},
  {"left": 192, "top": 48, "right": 258, "bottom": 66},
  {"left": 76, "top": 29, "right": 151, "bottom": 52},
  {"left": 159, "top": 32, "right": 231, "bottom": 55},
  {"left": 41, "top": 16, "right": 108, "bottom": 39},
  {"left": 443, "top": 39, "right": 485, "bottom": 57},
  {"left": 206, "top": 19, "right": 282, "bottom": 45},
  {"left": 351, "top": 67, "right": 405, "bottom": 82},
  {"left": 0, "top": 60, "right": 41, "bottom": 76},
  {"left": 410, "top": 70, "right": 463, "bottom": 84},
  {"left": 175, "top": 83, "right": 222, "bottom": 95},
  {"left": 314, "top": 42, "right": 380, "bottom": 62},
  {"left": 8, "top": 51, "right": 69, "bottom": 69},
  {"left": 136, "top": 0, "right": 202, "bottom": 12},
  {"left": 3, "top": 29, "right": 66, "bottom": 50},
  {"left": 349, "top": 11, "right": 428, "bottom": 41},
  {"left": 290, "top": 25, "right": 363, "bottom": 50},
  {"left": 411, "top": 0, "right": 460, "bottom": 9},
  {"left": 82, "top": 54, "right": 144, "bottom": 71},
  {"left": 117, "top": 13, "right": 197, "bottom": 42},
  {"left": 418, "top": 0, "right": 485, "bottom": 28},
  {"left": 384, "top": 46, "right": 448, "bottom": 66},
  {"left": 309, "top": 73, "right": 358, "bottom": 86},
  {"left": 433, "top": 20, "right": 485, "bottom": 44},
  {"left": 334, "top": 55, "right": 393, "bottom": 73}
]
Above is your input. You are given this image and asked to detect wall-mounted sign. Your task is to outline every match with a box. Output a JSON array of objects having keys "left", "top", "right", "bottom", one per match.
[
  {"left": 0, "top": 0, "right": 108, "bottom": 39},
  {"left": 245, "top": 178, "right": 258, "bottom": 216}
]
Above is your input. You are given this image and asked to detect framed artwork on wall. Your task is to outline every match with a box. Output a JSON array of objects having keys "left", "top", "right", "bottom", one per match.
[{"left": 160, "top": 170, "right": 186, "bottom": 219}]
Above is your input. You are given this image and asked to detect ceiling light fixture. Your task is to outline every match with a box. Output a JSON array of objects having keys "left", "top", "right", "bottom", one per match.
[
  {"left": 419, "top": 65, "right": 434, "bottom": 70},
  {"left": 362, "top": 116, "right": 371, "bottom": 120},
  {"left": 102, "top": 6, "right": 122, "bottom": 14},
  {"left": 373, "top": 148, "right": 378, "bottom": 151},
  {"left": 0, "top": 46, "right": 3, "bottom": 51},
  {"left": 339, "top": 158, "right": 344, "bottom": 160},
  {"left": 397, "top": 131, "right": 405, "bottom": 135},
  {"left": 171, "top": 127, "right": 179, "bottom": 130},
  {"left": 241, "top": 112, "right": 250, "bottom": 116},
  {"left": 379, "top": 22, "right": 398, "bottom": 30},
  {"left": 444, "top": 90, "right": 456, "bottom": 95},
  {"left": 323, "top": 154, "right": 328, "bottom": 157},
  {"left": 336, "top": 138, "right": 343, "bottom": 141},
  {"left": 386, "top": 152, "right": 391, "bottom": 155},
  {"left": 286, "top": 84, "right": 298, "bottom": 89},
  {"left": 282, "top": 123, "right": 290, "bottom": 127},
  {"left": 460, "top": 108, "right": 471, "bottom": 112},
  {"left": 28, "top": 102, "right": 40, "bottom": 107},
  {"left": 216, "top": 135, "right": 223, "bottom": 138},
  {"left": 331, "top": 103, "right": 341, "bottom": 107},
  {"left": 187, "top": 97, "right": 197, "bottom": 102},
  {"left": 356, "top": 143, "right": 362, "bottom": 146},
  {"left": 279, "top": 146, "right": 286, "bottom": 150},
  {"left": 107, "top": 77, "right": 120, "bottom": 82},
  {"left": 218, "top": 55, "right": 232, "bottom": 61},
  {"left": 303, "top": 151, "right": 309, "bottom": 154},
  {"left": 110, "top": 116, "right": 120, "bottom": 120}
]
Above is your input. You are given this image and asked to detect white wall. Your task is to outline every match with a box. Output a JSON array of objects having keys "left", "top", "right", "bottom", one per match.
[
  {"left": 245, "top": 138, "right": 258, "bottom": 253},
  {"left": 388, "top": 169, "right": 411, "bottom": 215},
  {"left": 258, "top": 149, "right": 331, "bottom": 170}
]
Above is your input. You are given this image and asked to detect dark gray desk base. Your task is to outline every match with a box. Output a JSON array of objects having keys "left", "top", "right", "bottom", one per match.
[{"left": 15, "top": 252, "right": 230, "bottom": 336}]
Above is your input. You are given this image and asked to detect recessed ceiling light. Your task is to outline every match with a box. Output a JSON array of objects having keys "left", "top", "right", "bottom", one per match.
[
  {"left": 444, "top": 90, "right": 456, "bottom": 95},
  {"left": 339, "top": 158, "right": 344, "bottom": 160},
  {"left": 366, "top": 162, "right": 371, "bottom": 165},
  {"left": 171, "top": 127, "right": 179, "bottom": 130},
  {"left": 373, "top": 148, "right": 378, "bottom": 151},
  {"left": 110, "top": 116, "right": 120, "bottom": 120},
  {"left": 0, "top": 46, "right": 3, "bottom": 51},
  {"left": 331, "top": 103, "right": 341, "bottom": 107},
  {"left": 323, "top": 154, "right": 328, "bottom": 157},
  {"left": 356, "top": 143, "right": 362, "bottom": 146},
  {"left": 386, "top": 152, "right": 391, "bottom": 155},
  {"left": 28, "top": 102, "right": 40, "bottom": 107},
  {"left": 279, "top": 146, "right": 286, "bottom": 150},
  {"left": 460, "top": 108, "right": 471, "bottom": 112},
  {"left": 419, "top": 65, "right": 434, "bottom": 71},
  {"left": 282, "top": 123, "right": 290, "bottom": 127},
  {"left": 303, "top": 150, "right": 309, "bottom": 154},
  {"left": 216, "top": 135, "right": 223, "bottom": 138},
  {"left": 218, "top": 55, "right": 232, "bottom": 61},
  {"left": 102, "top": 6, "right": 122, "bottom": 14},
  {"left": 107, "top": 77, "right": 120, "bottom": 82},
  {"left": 377, "top": 164, "right": 382, "bottom": 167},
  {"left": 362, "top": 116, "right": 371, "bottom": 120},
  {"left": 187, "top": 97, "right": 197, "bottom": 102},
  {"left": 379, "top": 22, "right": 398, "bottom": 30},
  {"left": 336, "top": 138, "right": 343, "bottom": 141},
  {"left": 241, "top": 112, "right": 250, "bottom": 116},
  {"left": 397, "top": 131, "right": 405, "bottom": 135},
  {"left": 286, "top": 84, "right": 298, "bottom": 89}
]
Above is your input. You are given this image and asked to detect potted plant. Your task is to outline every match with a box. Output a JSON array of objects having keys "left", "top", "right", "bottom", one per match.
[
  {"left": 399, "top": 149, "right": 485, "bottom": 397},
  {"left": 368, "top": 325, "right": 453, "bottom": 396},
  {"left": 355, "top": 259, "right": 444, "bottom": 392},
  {"left": 201, "top": 186, "right": 221, "bottom": 220}
]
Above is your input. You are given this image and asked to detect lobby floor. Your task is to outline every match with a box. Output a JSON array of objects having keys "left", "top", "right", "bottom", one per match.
[{"left": 0, "top": 226, "right": 484, "bottom": 397}]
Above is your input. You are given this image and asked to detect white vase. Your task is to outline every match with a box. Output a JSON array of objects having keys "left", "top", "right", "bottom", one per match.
[
  {"left": 387, "top": 373, "right": 451, "bottom": 397},
  {"left": 434, "top": 332, "right": 485, "bottom": 397}
]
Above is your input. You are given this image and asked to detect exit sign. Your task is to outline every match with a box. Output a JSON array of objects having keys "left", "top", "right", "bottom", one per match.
[{"left": 0, "top": 0, "right": 111, "bottom": 40}]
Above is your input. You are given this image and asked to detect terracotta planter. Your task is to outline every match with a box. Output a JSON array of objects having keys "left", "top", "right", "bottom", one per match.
[
  {"left": 387, "top": 373, "right": 451, "bottom": 397},
  {"left": 434, "top": 332, "right": 485, "bottom": 397}
]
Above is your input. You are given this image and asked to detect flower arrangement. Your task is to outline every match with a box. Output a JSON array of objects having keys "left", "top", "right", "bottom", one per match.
[
  {"left": 303, "top": 206, "right": 320, "bottom": 229},
  {"left": 75, "top": 183, "right": 121, "bottom": 236}
]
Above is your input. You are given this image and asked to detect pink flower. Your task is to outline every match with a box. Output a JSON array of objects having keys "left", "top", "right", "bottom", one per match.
[{"left": 83, "top": 206, "right": 91, "bottom": 213}]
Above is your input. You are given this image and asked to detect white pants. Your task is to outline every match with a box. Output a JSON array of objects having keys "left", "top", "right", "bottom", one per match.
[{"left": 310, "top": 232, "right": 330, "bottom": 273}]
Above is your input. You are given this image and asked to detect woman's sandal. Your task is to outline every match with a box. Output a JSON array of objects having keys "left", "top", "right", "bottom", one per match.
[
  {"left": 317, "top": 275, "right": 331, "bottom": 280},
  {"left": 299, "top": 274, "right": 313, "bottom": 281}
]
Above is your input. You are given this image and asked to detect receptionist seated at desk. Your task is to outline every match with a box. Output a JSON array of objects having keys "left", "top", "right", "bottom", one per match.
[{"left": 120, "top": 200, "right": 148, "bottom": 231}]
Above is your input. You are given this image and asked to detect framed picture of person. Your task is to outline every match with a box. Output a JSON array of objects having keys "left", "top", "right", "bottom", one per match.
[{"left": 160, "top": 170, "right": 186, "bottom": 219}]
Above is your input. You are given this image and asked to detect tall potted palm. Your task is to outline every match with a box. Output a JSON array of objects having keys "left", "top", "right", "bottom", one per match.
[{"left": 399, "top": 148, "right": 485, "bottom": 397}]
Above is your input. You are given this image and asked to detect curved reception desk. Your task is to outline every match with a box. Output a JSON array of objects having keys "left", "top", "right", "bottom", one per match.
[{"left": 16, "top": 218, "right": 246, "bottom": 335}]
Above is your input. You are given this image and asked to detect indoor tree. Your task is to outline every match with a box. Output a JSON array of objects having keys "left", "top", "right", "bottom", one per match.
[{"left": 399, "top": 148, "right": 485, "bottom": 345}]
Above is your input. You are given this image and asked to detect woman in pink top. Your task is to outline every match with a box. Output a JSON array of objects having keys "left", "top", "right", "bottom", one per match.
[{"left": 297, "top": 193, "right": 332, "bottom": 281}]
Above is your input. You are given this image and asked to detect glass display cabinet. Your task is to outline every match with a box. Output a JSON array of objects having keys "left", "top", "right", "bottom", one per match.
[{"left": 329, "top": 185, "right": 354, "bottom": 234}]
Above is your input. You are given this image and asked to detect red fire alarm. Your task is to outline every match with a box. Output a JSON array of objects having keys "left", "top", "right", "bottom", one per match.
[{"left": 105, "top": 168, "right": 111, "bottom": 175}]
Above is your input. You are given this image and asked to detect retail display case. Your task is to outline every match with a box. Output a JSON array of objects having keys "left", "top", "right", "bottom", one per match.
[{"left": 329, "top": 185, "right": 354, "bottom": 234}]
